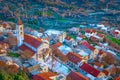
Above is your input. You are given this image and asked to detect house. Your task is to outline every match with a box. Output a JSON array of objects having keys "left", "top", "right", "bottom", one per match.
[
  {"left": 0, "top": 22, "right": 11, "bottom": 32},
  {"left": 67, "top": 71, "right": 89, "bottom": 80},
  {"left": 80, "top": 63, "right": 105, "bottom": 78},
  {"left": 76, "top": 34, "right": 86, "bottom": 42},
  {"left": 84, "top": 29, "right": 97, "bottom": 37},
  {"left": 79, "top": 40, "right": 99, "bottom": 59},
  {"left": 90, "top": 36, "right": 98, "bottom": 42},
  {"left": 102, "top": 70, "right": 110, "bottom": 76},
  {"left": 68, "top": 27, "right": 80, "bottom": 34},
  {"left": 23, "top": 59, "right": 48, "bottom": 76},
  {"left": 72, "top": 44, "right": 90, "bottom": 60},
  {"left": 0, "top": 56, "right": 13, "bottom": 65},
  {"left": 66, "top": 52, "right": 86, "bottom": 70},
  {"left": 16, "top": 19, "right": 49, "bottom": 61},
  {"left": 32, "top": 72, "right": 58, "bottom": 80},
  {"left": 64, "top": 36, "right": 75, "bottom": 46},
  {"left": 44, "top": 29, "right": 66, "bottom": 42},
  {"left": 93, "top": 61, "right": 103, "bottom": 69},
  {"left": 52, "top": 45, "right": 72, "bottom": 63},
  {"left": 97, "top": 24, "right": 107, "bottom": 32},
  {"left": 112, "top": 29, "right": 120, "bottom": 39},
  {"left": 51, "top": 42, "right": 62, "bottom": 48},
  {"left": 0, "top": 41, "right": 8, "bottom": 56},
  {"left": 58, "top": 45, "right": 72, "bottom": 56},
  {"left": 97, "top": 33, "right": 105, "bottom": 41},
  {"left": 98, "top": 50, "right": 106, "bottom": 58},
  {"left": 0, "top": 24, "right": 5, "bottom": 32}
]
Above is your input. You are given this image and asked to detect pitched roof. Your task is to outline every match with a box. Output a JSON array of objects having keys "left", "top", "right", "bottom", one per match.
[
  {"left": 66, "top": 52, "right": 82, "bottom": 65},
  {"left": 19, "top": 44, "right": 35, "bottom": 59},
  {"left": 32, "top": 72, "right": 57, "bottom": 80},
  {"left": 78, "top": 34, "right": 86, "bottom": 38},
  {"left": 17, "top": 18, "right": 23, "bottom": 25},
  {"left": 80, "top": 41, "right": 95, "bottom": 51},
  {"left": 90, "top": 36, "right": 98, "bottom": 42},
  {"left": 80, "top": 63, "right": 100, "bottom": 77},
  {"left": 102, "top": 70, "right": 109, "bottom": 76},
  {"left": 24, "top": 34, "right": 42, "bottom": 48},
  {"left": 65, "top": 36, "right": 71, "bottom": 40},
  {"left": 98, "top": 50, "right": 104, "bottom": 55},
  {"left": 67, "top": 71, "right": 89, "bottom": 80},
  {"left": 19, "top": 44, "right": 35, "bottom": 54},
  {"left": 85, "top": 29, "right": 96, "bottom": 33},
  {"left": 52, "top": 42, "right": 62, "bottom": 48},
  {"left": 2, "top": 22, "right": 10, "bottom": 28},
  {"left": 97, "top": 33, "right": 104, "bottom": 38},
  {"left": 94, "top": 62, "right": 102, "bottom": 68}
]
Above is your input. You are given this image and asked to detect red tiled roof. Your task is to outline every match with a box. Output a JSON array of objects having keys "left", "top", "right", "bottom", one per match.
[
  {"left": 94, "top": 62, "right": 102, "bottom": 68},
  {"left": 81, "top": 41, "right": 95, "bottom": 51},
  {"left": 32, "top": 72, "right": 57, "bottom": 80},
  {"left": 80, "top": 41, "right": 90, "bottom": 48},
  {"left": 66, "top": 52, "right": 82, "bottom": 65},
  {"left": 19, "top": 44, "right": 35, "bottom": 54},
  {"left": 65, "top": 36, "right": 71, "bottom": 40},
  {"left": 97, "top": 33, "right": 104, "bottom": 38},
  {"left": 17, "top": 18, "right": 23, "bottom": 25},
  {"left": 85, "top": 29, "right": 96, "bottom": 33},
  {"left": 112, "top": 31, "right": 119, "bottom": 36},
  {"left": 67, "top": 71, "right": 89, "bottom": 80},
  {"left": 52, "top": 42, "right": 62, "bottom": 48},
  {"left": 32, "top": 75, "right": 46, "bottom": 80},
  {"left": 102, "top": 70, "right": 109, "bottom": 76},
  {"left": 24, "top": 34, "right": 42, "bottom": 48},
  {"left": 78, "top": 34, "right": 86, "bottom": 38},
  {"left": 90, "top": 36, "right": 98, "bottom": 42},
  {"left": 88, "top": 46, "right": 95, "bottom": 51},
  {"left": 80, "top": 63, "right": 100, "bottom": 77},
  {"left": 98, "top": 50, "right": 104, "bottom": 55}
]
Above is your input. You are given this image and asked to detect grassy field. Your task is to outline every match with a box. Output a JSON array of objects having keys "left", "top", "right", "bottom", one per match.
[
  {"left": 8, "top": 52, "right": 19, "bottom": 57},
  {"left": 106, "top": 36, "right": 120, "bottom": 46}
]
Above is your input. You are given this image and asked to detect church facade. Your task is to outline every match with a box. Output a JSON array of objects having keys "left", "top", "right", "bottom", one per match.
[{"left": 16, "top": 19, "right": 49, "bottom": 61}]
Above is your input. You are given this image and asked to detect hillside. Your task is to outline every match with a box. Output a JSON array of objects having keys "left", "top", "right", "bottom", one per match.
[{"left": 0, "top": 0, "right": 120, "bottom": 30}]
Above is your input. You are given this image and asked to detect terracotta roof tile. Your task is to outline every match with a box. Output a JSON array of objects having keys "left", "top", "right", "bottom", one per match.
[
  {"left": 52, "top": 42, "right": 62, "bottom": 48},
  {"left": 65, "top": 36, "right": 71, "bottom": 40},
  {"left": 67, "top": 71, "right": 89, "bottom": 80},
  {"left": 80, "top": 63, "right": 100, "bottom": 77},
  {"left": 85, "top": 29, "right": 96, "bottom": 33},
  {"left": 81, "top": 41, "right": 95, "bottom": 51},
  {"left": 19, "top": 44, "right": 35, "bottom": 54},
  {"left": 98, "top": 50, "right": 104, "bottom": 55},
  {"left": 66, "top": 52, "right": 82, "bottom": 65},
  {"left": 17, "top": 18, "right": 23, "bottom": 25},
  {"left": 90, "top": 36, "right": 98, "bottom": 42},
  {"left": 97, "top": 33, "right": 104, "bottom": 38},
  {"left": 94, "top": 62, "right": 102, "bottom": 67},
  {"left": 32, "top": 72, "right": 57, "bottom": 80},
  {"left": 24, "top": 34, "right": 42, "bottom": 48},
  {"left": 102, "top": 70, "right": 109, "bottom": 76}
]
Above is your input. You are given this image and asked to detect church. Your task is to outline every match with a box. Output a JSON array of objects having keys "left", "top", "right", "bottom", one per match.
[{"left": 16, "top": 19, "right": 49, "bottom": 61}]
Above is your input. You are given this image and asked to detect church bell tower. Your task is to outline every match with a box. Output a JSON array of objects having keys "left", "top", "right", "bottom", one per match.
[{"left": 16, "top": 18, "right": 24, "bottom": 47}]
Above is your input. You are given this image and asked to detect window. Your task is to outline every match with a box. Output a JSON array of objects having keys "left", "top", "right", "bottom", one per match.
[
  {"left": 21, "top": 32, "right": 23, "bottom": 35},
  {"left": 20, "top": 27, "right": 22, "bottom": 30}
]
